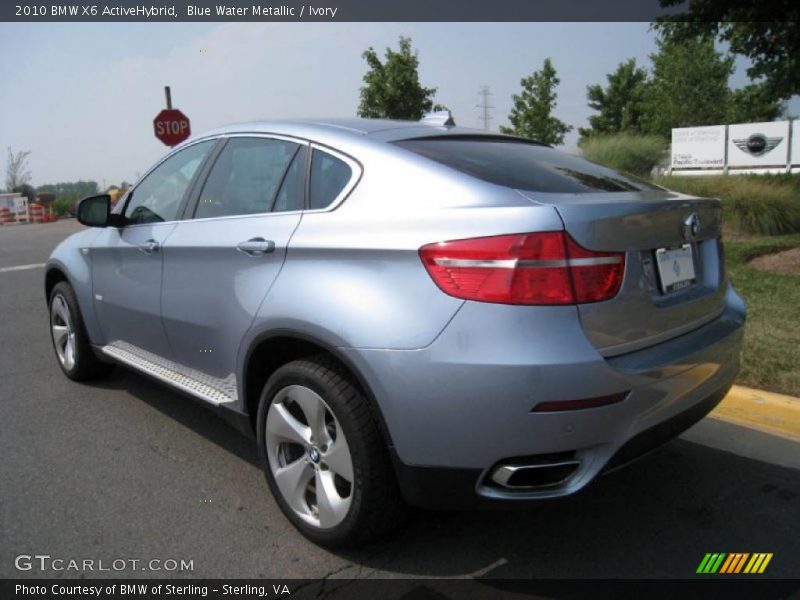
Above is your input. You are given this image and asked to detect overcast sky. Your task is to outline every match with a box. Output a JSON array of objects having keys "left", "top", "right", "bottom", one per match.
[{"left": 1, "top": 22, "right": 797, "bottom": 187}]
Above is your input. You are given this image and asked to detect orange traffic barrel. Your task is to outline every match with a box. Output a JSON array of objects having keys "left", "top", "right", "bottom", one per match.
[
  {"left": 0, "top": 207, "right": 12, "bottom": 224},
  {"left": 29, "top": 203, "right": 44, "bottom": 224}
]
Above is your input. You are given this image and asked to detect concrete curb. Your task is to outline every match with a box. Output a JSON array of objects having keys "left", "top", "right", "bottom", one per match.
[{"left": 711, "top": 384, "right": 800, "bottom": 442}]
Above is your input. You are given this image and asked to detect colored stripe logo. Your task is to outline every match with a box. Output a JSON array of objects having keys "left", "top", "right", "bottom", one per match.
[{"left": 697, "top": 553, "right": 773, "bottom": 574}]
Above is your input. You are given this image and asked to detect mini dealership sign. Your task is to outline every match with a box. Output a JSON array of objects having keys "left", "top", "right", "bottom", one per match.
[
  {"left": 153, "top": 86, "right": 191, "bottom": 147},
  {"left": 670, "top": 125, "right": 726, "bottom": 169},
  {"left": 791, "top": 120, "right": 800, "bottom": 168},
  {"left": 671, "top": 119, "right": 798, "bottom": 174},
  {"left": 727, "top": 120, "right": 789, "bottom": 168}
]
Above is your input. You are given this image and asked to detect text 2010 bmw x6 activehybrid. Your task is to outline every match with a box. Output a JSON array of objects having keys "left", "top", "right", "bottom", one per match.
[{"left": 46, "top": 117, "right": 745, "bottom": 546}]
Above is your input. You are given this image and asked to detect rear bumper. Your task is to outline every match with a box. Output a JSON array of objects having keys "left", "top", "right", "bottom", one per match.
[
  {"left": 392, "top": 383, "right": 731, "bottom": 510},
  {"left": 341, "top": 284, "right": 745, "bottom": 508}
]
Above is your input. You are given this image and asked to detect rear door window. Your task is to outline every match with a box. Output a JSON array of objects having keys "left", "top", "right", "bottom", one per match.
[
  {"left": 394, "top": 136, "right": 659, "bottom": 194},
  {"left": 194, "top": 137, "right": 301, "bottom": 219}
]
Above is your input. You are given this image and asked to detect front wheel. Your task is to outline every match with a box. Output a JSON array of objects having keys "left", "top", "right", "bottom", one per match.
[
  {"left": 256, "top": 356, "right": 405, "bottom": 547},
  {"left": 49, "top": 281, "right": 113, "bottom": 381}
]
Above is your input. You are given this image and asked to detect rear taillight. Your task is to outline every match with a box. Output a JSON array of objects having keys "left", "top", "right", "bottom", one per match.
[{"left": 419, "top": 231, "right": 624, "bottom": 305}]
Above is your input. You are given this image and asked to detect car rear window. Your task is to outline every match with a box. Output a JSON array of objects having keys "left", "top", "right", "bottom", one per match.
[{"left": 394, "top": 136, "right": 659, "bottom": 194}]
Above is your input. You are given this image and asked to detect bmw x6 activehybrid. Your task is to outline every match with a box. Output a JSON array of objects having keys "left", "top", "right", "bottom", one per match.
[{"left": 46, "top": 117, "right": 745, "bottom": 546}]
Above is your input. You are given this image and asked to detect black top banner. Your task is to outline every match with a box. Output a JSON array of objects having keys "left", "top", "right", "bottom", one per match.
[{"left": 4, "top": 0, "right": 689, "bottom": 23}]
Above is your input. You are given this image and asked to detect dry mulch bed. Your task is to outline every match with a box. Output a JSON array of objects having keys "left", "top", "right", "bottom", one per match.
[{"left": 748, "top": 246, "right": 800, "bottom": 276}]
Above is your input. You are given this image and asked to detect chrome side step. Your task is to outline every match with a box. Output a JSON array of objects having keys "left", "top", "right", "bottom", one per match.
[{"left": 101, "top": 342, "right": 237, "bottom": 406}]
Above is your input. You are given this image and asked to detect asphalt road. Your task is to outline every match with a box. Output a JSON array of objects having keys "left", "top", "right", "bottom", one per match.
[{"left": 1, "top": 220, "right": 799, "bottom": 581}]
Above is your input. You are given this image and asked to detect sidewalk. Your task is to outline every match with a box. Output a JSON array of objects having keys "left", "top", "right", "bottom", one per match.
[{"left": 711, "top": 385, "right": 800, "bottom": 441}]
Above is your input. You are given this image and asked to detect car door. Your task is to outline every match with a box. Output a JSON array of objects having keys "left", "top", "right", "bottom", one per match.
[
  {"left": 159, "top": 136, "right": 307, "bottom": 402},
  {"left": 91, "top": 139, "right": 216, "bottom": 358}
]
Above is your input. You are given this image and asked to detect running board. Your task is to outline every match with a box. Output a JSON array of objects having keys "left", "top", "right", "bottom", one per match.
[{"left": 100, "top": 342, "right": 237, "bottom": 406}]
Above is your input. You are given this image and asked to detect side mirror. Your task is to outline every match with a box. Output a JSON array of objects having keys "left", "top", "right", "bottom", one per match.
[{"left": 76, "top": 194, "right": 111, "bottom": 227}]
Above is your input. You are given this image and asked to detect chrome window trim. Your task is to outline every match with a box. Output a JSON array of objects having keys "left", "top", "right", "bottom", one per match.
[
  {"left": 119, "top": 133, "right": 363, "bottom": 228},
  {"left": 206, "top": 135, "right": 364, "bottom": 215}
]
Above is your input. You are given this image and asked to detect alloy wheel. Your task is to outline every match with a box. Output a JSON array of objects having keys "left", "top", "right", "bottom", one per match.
[
  {"left": 265, "top": 385, "right": 354, "bottom": 529},
  {"left": 50, "top": 294, "right": 76, "bottom": 371}
]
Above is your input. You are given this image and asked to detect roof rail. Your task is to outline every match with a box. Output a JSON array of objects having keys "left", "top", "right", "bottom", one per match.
[{"left": 420, "top": 109, "right": 455, "bottom": 128}]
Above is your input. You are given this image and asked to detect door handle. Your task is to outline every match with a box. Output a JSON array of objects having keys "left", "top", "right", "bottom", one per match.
[
  {"left": 237, "top": 237, "right": 276, "bottom": 257},
  {"left": 138, "top": 239, "right": 160, "bottom": 255}
]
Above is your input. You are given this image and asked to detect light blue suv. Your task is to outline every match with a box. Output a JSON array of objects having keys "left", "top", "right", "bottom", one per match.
[{"left": 46, "top": 118, "right": 745, "bottom": 547}]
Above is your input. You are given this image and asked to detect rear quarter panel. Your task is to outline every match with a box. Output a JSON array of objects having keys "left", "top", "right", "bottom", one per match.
[{"left": 238, "top": 146, "right": 566, "bottom": 394}]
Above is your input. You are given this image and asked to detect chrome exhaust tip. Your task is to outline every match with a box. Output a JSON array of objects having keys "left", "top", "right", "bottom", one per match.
[{"left": 490, "top": 459, "right": 580, "bottom": 489}]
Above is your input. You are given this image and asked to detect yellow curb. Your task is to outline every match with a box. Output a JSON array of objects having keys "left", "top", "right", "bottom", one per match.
[{"left": 710, "top": 385, "right": 800, "bottom": 442}]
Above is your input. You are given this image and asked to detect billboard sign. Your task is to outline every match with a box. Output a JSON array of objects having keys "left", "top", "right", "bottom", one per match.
[
  {"left": 671, "top": 125, "right": 726, "bottom": 169},
  {"left": 728, "top": 120, "right": 790, "bottom": 168}
]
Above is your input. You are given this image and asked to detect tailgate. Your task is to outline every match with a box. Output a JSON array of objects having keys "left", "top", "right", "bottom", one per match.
[{"left": 519, "top": 190, "right": 726, "bottom": 356}]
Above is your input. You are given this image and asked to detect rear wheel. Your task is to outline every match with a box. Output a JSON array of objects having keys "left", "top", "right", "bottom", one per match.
[
  {"left": 256, "top": 356, "right": 405, "bottom": 547},
  {"left": 49, "top": 281, "right": 113, "bottom": 381}
]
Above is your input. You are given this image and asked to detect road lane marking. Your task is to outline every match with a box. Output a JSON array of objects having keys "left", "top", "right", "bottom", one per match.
[
  {"left": 0, "top": 263, "right": 45, "bottom": 273},
  {"left": 0, "top": 263, "right": 46, "bottom": 273}
]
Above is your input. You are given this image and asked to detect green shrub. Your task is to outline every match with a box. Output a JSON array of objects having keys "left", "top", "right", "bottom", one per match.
[
  {"left": 51, "top": 198, "right": 73, "bottom": 216},
  {"left": 656, "top": 175, "right": 800, "bottom": 236},
  {"left": 580, "top": 133, "right": 667, "bottom": 178}
]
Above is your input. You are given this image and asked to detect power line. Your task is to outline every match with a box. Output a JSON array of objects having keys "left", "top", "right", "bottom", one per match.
[{"left": 476, "top": 85, "right": 494, "bottom": 130}]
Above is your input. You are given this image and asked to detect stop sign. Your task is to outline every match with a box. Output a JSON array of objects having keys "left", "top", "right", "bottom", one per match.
[{"left": 153, "top": 109, "right": 191, "bottom": 147}]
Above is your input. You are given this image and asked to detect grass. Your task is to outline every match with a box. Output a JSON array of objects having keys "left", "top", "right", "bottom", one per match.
[
  {"left": 656, "top": 175, "right": 800, "bottom": 236},
  {"left": 726, "top": 234, "right": 800, "bottom": 396},
  {"left": 580, "top": 133, "right": 667, "bottom": 178}
]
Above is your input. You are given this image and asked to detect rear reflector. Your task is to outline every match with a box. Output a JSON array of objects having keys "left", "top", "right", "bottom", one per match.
[
  {"left": 531, "top": 392, "right": 629, "bottom": 412},
  {"left": 419, "top": 231, "right": 624, "bottom": 305}
]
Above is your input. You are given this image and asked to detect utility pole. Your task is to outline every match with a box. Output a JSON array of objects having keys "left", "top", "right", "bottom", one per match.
[{"left": 476, "top": 85, "right": 494, "bottom": 130}]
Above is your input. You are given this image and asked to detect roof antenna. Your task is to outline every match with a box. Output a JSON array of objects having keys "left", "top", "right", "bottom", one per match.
[{"left": 420, "top": 109, "right": 455, "bottom": 128}]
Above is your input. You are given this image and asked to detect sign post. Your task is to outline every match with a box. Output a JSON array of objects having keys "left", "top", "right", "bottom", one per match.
[{"left": 153, "top": 86, "right": 191, "bottom": 147}]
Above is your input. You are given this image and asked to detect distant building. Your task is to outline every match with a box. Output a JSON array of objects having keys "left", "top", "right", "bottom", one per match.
[{"left": 0, "top": 192, "right": 25, "bottom": 212}]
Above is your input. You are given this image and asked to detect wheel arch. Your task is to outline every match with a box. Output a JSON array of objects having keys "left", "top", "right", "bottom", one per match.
[
  {"left": 44, "top": 264, "right": 69, "bottom": 302},
  {"left": 241, "top": 330, "right": 395, "bottom": 451}
]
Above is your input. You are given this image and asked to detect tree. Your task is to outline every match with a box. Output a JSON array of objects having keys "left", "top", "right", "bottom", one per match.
[
  {"left": 654, "top": 1, "right": 800, "bottom": 99},
  {"left": 579, "top": 59, "right": 648, "bottom": 141},
  {"left": 500, "top": 58, "right": 573, "bottom": 145},
  {"left": 357, "top": 37, "right": 440, "bottom": 120},
  {"left": 640, "top": 37, "right": 733, "bottom": 138},
  {"left": 5, "top": 148, "right": 32, "bottom": 192},
  {"left": 37, "top": 181, "right": 99, "bottom": 205},
  {"left": 726, "top": 83, "right": 785, "bottom": 124},
  {"left": 14, "top": 183, "right": 36, "bottom": 205}
]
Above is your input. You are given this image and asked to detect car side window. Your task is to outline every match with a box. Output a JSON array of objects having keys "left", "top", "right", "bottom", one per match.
[
  {"left": 272, "top": 146, "right": 307, "bottom": 213},
  {"left": 194, "top": 137, "right": 300, "bottom": 219},
  {"left": 309, "top": 149, "right": 352, "bottom": 210},
  {"left": 124, "top": 140, "right": 214, "bottom": 225}
]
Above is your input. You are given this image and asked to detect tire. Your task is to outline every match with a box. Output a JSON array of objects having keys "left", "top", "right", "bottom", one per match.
[
  {"left": 256, "top": 355, "right": 405, "bottom": 547},
  {"left": 49, "top": 281, "right": 113, "bottom": 381}
]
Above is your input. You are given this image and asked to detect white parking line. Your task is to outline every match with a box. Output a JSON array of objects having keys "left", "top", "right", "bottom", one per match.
[{"left": 0, "top": 263, "right": 46, "bottom": 273}]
